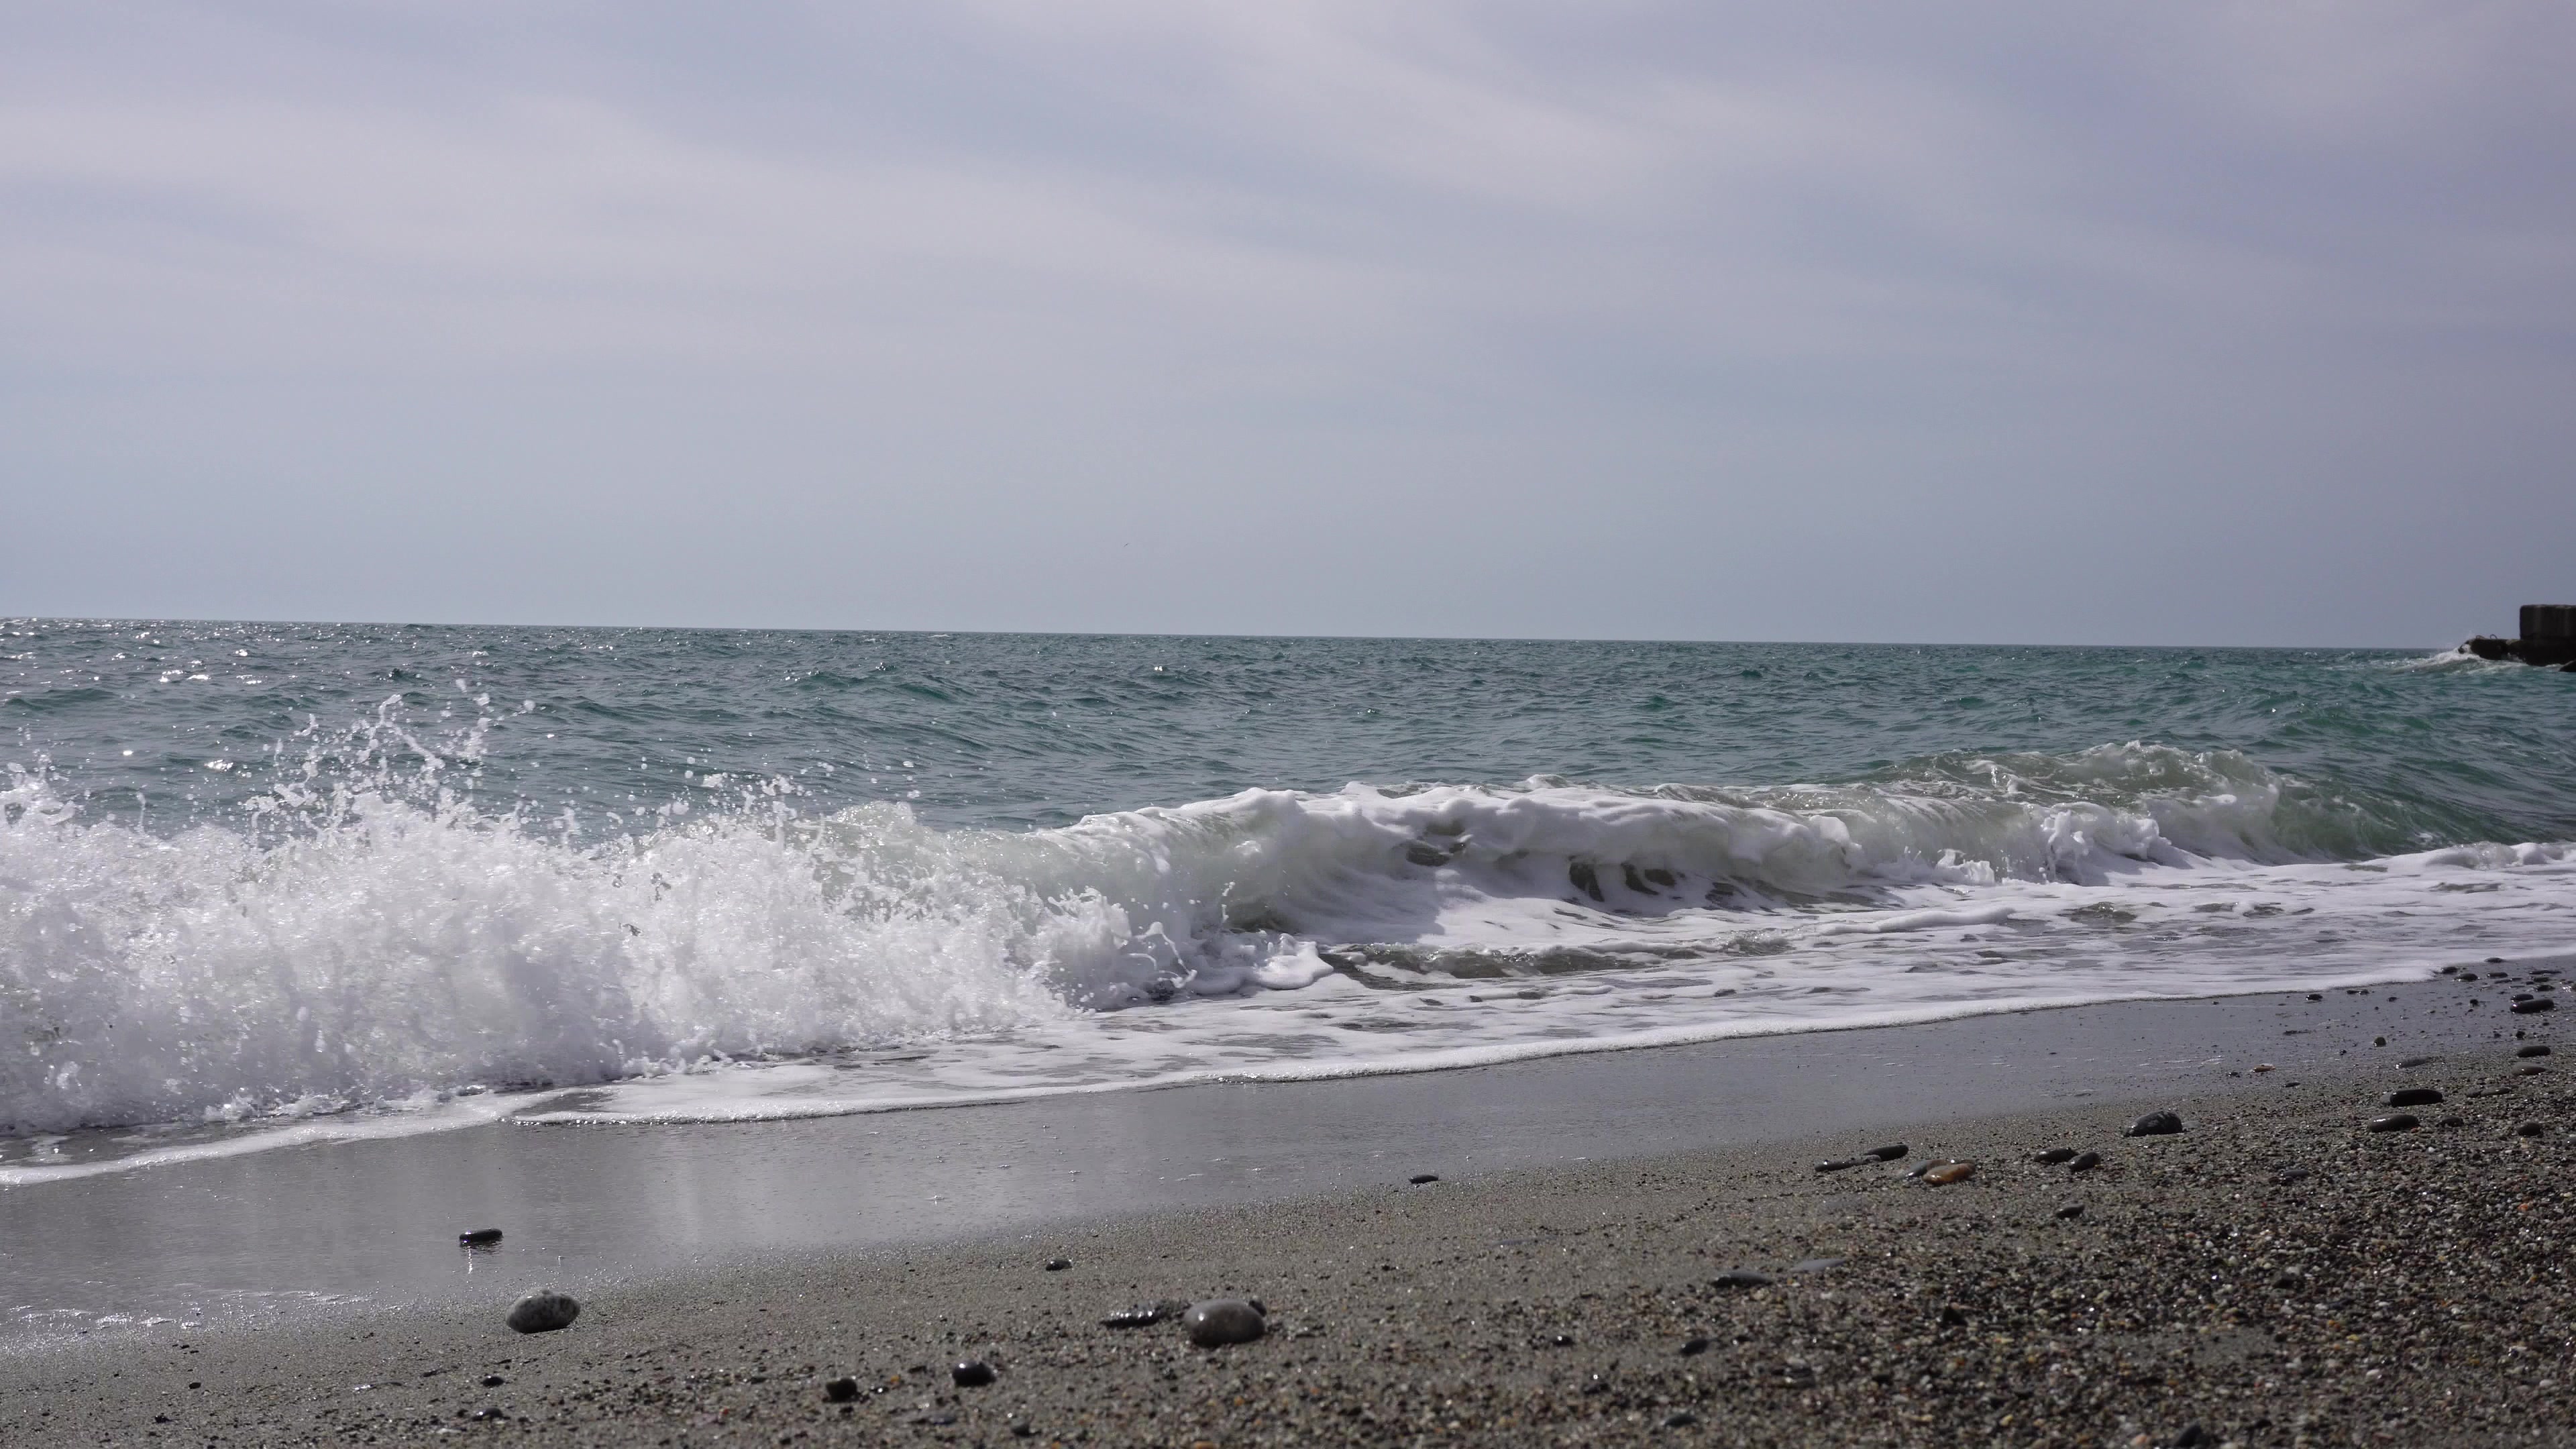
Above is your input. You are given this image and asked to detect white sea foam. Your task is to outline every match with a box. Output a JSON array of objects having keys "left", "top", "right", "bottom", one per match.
[{"left": 3, "top": 743, "right": 2571, "bottom": 1171}]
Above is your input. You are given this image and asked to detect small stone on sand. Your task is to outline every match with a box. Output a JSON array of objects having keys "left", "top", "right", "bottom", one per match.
[
  {"left": 2069, "top": 1150, "right": 2102, "bottom": 1173},
  {"left": 2033, "top": 1148, "right": 2078, "bottom": 1163},
  {"left": 504, "top": 1290, "right": 579, "bottom": 1334},
  {"left": 823, "top": 1377, "right": 859, "bottom": 1403},
  {"left": 1923, "top": 1161, "right": 1975, "bottom": 1185},
  {"left": 2124, "top": 1110, "right": 2184, "bottom": 1137},
  {"left": 2512, "top": 998, "right": 2555, "bottom": 1014},
  {"left": 2055, "top": 1203, "right": 2085, "bottom": 1220},
  {"left": 1713, "top": 1269, "right": 1775, "bottom": 1289},
  {"left": 1678, "top": 1336, "right": 1709, "bottom": 1356},
  {"left": 951, "top": 1360, "right": 996, "bottom": 1387},
  {"left": 2518, "top": 1044, "right": 2553, "bottom": 1058},
  {"left": 1182, "top": 1299, "right": 1266, "bottom": 1348},
  {"left": 2367, "top": 1113, "right": 2420, "bottom": 1133},
  {"left": 1044, "top": 1258, "right": 1071, "bottom": 1271},
  {"left": 1864, "top": 1144, "right": 1907, "bottom": 1161},
  {"left": 2387, "top": 1087, "right": 2444, "bottom": 1107},
  {"left": 2517, "top": 1122, "right": 2545, "bottom": 1138},
  {"left": 1408, "top": 1173, "right": 1440, "bottom": 1184},
  {"left": 458, "top": 1228, "right": 502, "bottom": 1247}
]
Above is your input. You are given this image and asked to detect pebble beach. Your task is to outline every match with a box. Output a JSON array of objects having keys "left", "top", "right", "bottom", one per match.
[{"left": 6, "top": 993, "right": 2569, "bottom": 1449}]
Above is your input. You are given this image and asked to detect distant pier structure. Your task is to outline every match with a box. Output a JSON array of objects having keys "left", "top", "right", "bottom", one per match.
[{"left": 2467, "top": 605, "right": 2576, "bottom": 669}]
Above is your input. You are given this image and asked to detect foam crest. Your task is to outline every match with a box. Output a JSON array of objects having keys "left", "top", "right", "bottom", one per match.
[{"left": 0, "top": 740, "right": 2557, "bottom": 1145}]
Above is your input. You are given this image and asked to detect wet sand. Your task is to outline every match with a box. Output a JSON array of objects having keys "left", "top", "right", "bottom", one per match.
[{"left": 4, "top": 977, "right": 2571, "bottom": 1445}]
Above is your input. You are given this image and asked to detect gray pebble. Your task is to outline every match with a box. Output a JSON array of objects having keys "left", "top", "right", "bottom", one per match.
[
  {"left": 2367, "top": 1113, "right": 2420, "bottom": 1133},
  {"left": 504, "top": 1290, "right": 579, "bottom": 1334},
  {"left": 2068, "top": 1150, "right": 2102, "bottom": 1173},
  {"left": 2033, "top": 1148, "right": 2078, "bottom": 1165},
  {"left": 1183, "top": 1298, "right": 1267, "bottom": 1348}
]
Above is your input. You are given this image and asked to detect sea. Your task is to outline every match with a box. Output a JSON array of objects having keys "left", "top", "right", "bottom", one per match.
[{"left": 3, "top": 621, "right": 2571, "bottom": 1181}]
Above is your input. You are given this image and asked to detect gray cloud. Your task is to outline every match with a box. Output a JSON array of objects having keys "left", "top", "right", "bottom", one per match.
[{"left": 3, "top": 1, "right": 2570, "bottom": 644}]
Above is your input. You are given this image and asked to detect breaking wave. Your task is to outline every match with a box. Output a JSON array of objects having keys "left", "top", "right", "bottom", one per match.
[{"left": 1, "top": 739, "right": 2564, "bottom": 1139}]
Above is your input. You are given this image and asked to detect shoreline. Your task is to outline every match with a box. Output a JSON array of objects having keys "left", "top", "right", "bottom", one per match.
[
  {"left": 2, "top": 973, "right": 2564, "bottom": 1340},
  {"left": 5, "top": 1035, "right": 2571, "bottom": 1445}
]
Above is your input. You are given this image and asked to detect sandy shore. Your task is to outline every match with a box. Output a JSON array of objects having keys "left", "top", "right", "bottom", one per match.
[{"left": 6, "top": 1016, "right": 2571, "bottom": 1446}]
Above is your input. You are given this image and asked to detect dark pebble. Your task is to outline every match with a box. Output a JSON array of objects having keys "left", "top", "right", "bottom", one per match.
[
  {"left": 1044, "top": 1258, "right": 1071, "bottom": 1271},
  {"left": 1550, "top": 1333, "right": 1576, "bottom": 1347},
  {"left": 1678, "top": 1336, "right": 1710, "bottom": 1356},
  {"left": 2489, "top": 957, "right": 2506, "bottom": 963},
  {"left": 951, "top": 1360, "right": 996, "bottom": 1388},
  {"left": 823, "top": 1378, "right": 859, "bottom": 1403},
  {"left": 2177, "top": 1424, "right": 2212, "bottom": 1448},
  {"left": 1813, "top": 1158, "right": 1860, "bottom": 1174},
  {"left": 1409, "top": 1173, "right": 1440, "bottom": 1184},
  {"left": 2033, "top": 1148, "right": 2078, "bottom": 1165},
  {"left": 1864, "top": 1144, "right": 1907, "bottom": 1161},
  {"left": 479, "top": 1375, "right": 504, "bottom": 1388},
  {"left": 1663, "top": 1411, "right": 1699, "bottom": 1429},
  {"left": 2520, "top": 1065, "right": 2551, "bottom": 1076},
  {"left": 458, "top": 1228, "right": 503, "bottom": 1248},
  {"left": 2518, "top": 1122, "right": 2546, "bottom": 1138},
  {"left": 2518, "top": 1044, "right": 2553, "bottom": 1058},
  {"left": 1938, "top": 1305, "right": 1968, "bottom": 1328},
  {"left": 2124, "top": 1110, "right": 2184, "bottom": 1137},
  {"left": 1712, "top": 1269, "right": 1776, "bottom": 1289},
  {"left": 2275, "top": 1166, "right": 2311, "bottom": 1184},
  {"left": 2513, "top": 998, "right": 2556, "bottom": 1014},
  {"left": 2387, "top": 1087, "right": 2445, "bottom": 1107},
  {"left": 2273, "top": 1272, "right": 2302, "bottom": 1289},
  {"left": 2367, "top": 1113, "right": 2420, "bottom": 1133},
  {"left": 504, "top": 1290, "right": 580, "bottom": 1334},
  {"left": 2054, "top": 1203, "right": 2086, "bottom": 1220},
  {"left": 2400, "top": 1056, "right": 2435, "bottom": 1068},
  {"left": 2069, "top": 1150, "right": 2102, "bottom": 1173},
  {"left": 1183, "top": 1298, "right": 1267, "bottom": 1348},
  {"left": 2307, "top": 993, "right": 2322, "bottom": 1002},
  {"left": 1011, "top": 1425, "right": 1035, "bottom": 1438},
  {"left": 2374, "top": 1036, "right": 2387, "bottom": 1046},
  {"left": 1100, "top": 1304, "right": 1170, "bottom": 1329}
]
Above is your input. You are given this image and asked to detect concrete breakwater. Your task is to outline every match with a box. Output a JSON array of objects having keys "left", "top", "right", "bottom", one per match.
[{"left": 2465, "top": 603, "right": 2576, "bottom": 669}]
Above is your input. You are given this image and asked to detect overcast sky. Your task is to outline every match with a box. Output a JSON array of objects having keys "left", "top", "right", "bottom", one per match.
[{"left": 3, "top": 2, "right": 2570, "bottom": 645}]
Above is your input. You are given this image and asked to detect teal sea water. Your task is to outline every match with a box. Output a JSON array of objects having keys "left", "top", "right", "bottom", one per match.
[{"left": 3, "top": 621, "right": 2571, "bottom": 1172}]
